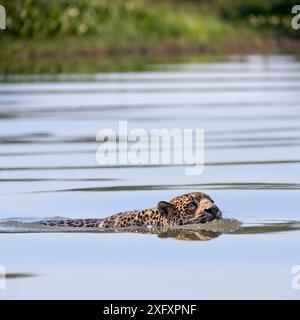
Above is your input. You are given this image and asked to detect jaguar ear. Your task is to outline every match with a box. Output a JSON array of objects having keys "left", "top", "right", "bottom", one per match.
[{"left": 157, "top": 201, "right": 174, "bottom": 217}]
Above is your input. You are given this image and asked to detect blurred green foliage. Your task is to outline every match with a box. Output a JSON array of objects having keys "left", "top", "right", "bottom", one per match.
[
  {"left": 1, "top": 0, "right": 299, "bottom": 75},
  {"left": 1, "top": 0, "right": 233, "bottom": 41},
  {"left": 215, "top": 0, "right": 300, "bottom": 37},
  {"left": 2, "top": 0, "right": 298, "bottom": 40}
]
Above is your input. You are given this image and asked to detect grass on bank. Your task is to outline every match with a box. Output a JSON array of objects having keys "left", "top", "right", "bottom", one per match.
[{"left": 0, "top": 0, "right": 299, "bottom": 74}]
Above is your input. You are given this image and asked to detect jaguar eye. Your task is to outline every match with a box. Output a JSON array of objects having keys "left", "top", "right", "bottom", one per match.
[{"left": 187, "top": 202, "right": 197, "bottom": 211}]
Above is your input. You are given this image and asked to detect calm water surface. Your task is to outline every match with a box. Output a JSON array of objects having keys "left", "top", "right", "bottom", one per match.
[{"left": 0, "top": 55, "right": 300, "bottom": 299}]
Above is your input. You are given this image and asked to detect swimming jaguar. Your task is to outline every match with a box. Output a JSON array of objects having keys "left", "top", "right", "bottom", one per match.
[{"left": 40, "top": 192, "right": 222, "bottom": 230}]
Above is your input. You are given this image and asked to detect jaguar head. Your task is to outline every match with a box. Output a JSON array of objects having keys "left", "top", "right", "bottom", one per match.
[{"left": 157, "top": 192, "right": 222, "bottom": 226}]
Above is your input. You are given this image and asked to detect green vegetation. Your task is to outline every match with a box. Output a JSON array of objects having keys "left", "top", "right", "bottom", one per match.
[
  {"left": 215, "top": 0, "right": 299, "bottom": 37},
  {"left": 1, "top": 0, "right": 241, "bottom": 40},
  {"left": 0, "top": 0, "right": 299, "bottom": 74}
]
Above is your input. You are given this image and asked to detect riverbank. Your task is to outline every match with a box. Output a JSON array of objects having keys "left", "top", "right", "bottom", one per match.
[
  {"left": 2, "top": 34, "right": 300, "bottom": 75},
  {"left": 1, "top": 0, "right": 299, "bottom": 74}
]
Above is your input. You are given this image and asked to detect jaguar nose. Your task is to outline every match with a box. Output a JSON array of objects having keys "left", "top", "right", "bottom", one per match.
[{"left": 205, "top": 205, "right": 222, "bottom": 219}]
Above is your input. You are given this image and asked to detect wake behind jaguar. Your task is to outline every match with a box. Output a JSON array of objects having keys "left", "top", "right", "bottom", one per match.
[{"left": 40, "top": 192, "right": 222, "bottom": 229}]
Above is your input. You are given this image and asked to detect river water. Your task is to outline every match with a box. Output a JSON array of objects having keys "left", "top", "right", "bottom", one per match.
[{"left": 0, "top": 55, "right": 300, "bottom": 299}]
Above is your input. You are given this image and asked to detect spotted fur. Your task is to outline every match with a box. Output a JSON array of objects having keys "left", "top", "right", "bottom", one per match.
[{"left": 40, "top": 192, "right": 222, "bottom": 229}]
